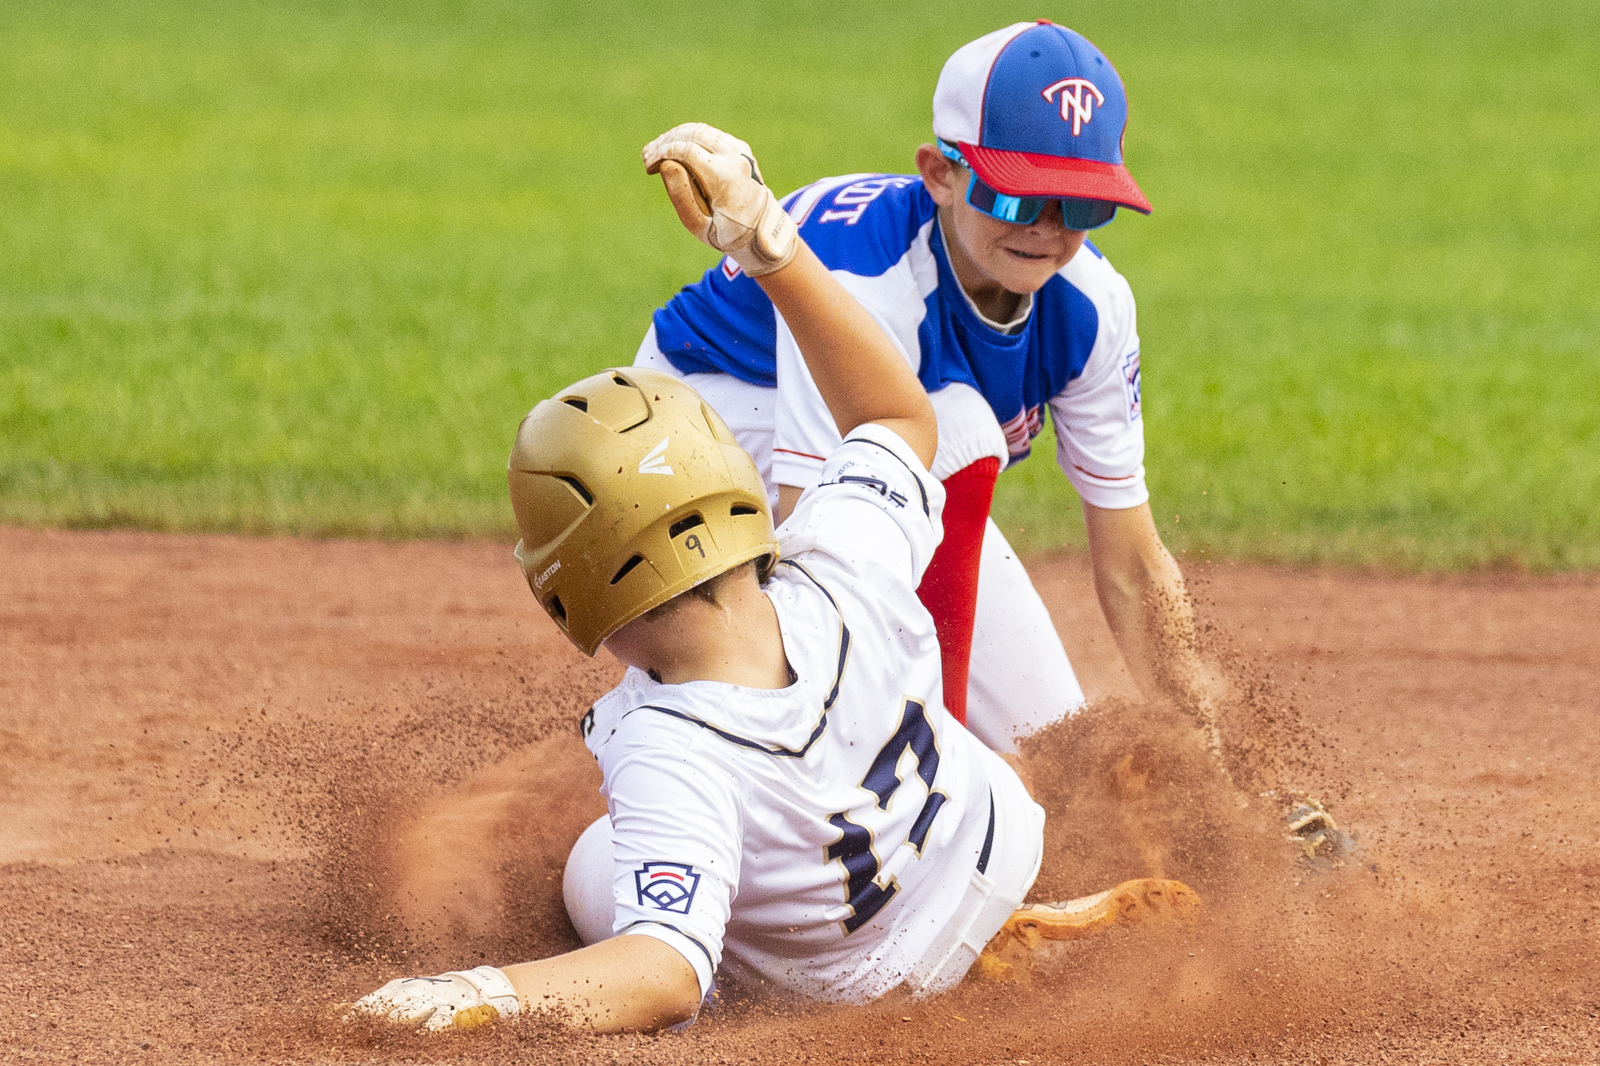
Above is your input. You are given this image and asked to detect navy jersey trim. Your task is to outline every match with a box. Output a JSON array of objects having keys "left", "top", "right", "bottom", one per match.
[
  {"left": 777, "top": 559, "right": 851, "bottom": 711},
  {"left": 976, "top": 790, "right": 996, "bottom": 875},
  {"left": 636, "top": 704, "right": 830, "bottom": 760},
  {"left": 632, "top": 560, "right": 849, "bottom": 758},
  {"left": 838, "top": 435, "right": 931, "bottom": 518}
]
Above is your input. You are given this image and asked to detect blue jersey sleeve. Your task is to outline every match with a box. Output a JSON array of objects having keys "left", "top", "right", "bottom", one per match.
[
  {"left": 651, "top": 265, "right": 779, "bottom": 386},
  {"left": 793, "top": 176, "right": 934, "bottom": 279}
]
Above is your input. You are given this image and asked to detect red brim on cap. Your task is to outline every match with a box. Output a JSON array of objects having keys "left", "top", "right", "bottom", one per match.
[{"left": 960, "top": 143, "right": 1152, "bottom": 214}]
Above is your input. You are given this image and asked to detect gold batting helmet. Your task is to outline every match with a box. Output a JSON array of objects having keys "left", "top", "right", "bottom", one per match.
[{"left": 508, "top": 367, "right": 778, "bottom": 656}]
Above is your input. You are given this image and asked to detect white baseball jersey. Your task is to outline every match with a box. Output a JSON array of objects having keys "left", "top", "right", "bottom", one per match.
[{"left": 581, "top": 424, "right": 1039, "bottom": 1002}]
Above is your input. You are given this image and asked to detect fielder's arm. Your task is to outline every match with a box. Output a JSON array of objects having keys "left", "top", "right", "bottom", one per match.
[{"left": 1084, "top": 501, "right": 1226, "bottom": 745}]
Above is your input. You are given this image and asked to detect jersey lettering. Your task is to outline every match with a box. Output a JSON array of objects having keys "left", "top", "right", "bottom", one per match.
[
  {"left": 1121, "top": 349, "right": 1142, "bottom": 421},
  {"left": 998, "top": 404, "right": 1045, "bottom": 458},
  {"left": 831, "top": 474, "right": 908, "bottom": 508},
  {"left": 824, "top": 697, "right": 947, "bottom": 933},
  {"left": 817, "top": 177, "right": 917, "bottom": 225}
]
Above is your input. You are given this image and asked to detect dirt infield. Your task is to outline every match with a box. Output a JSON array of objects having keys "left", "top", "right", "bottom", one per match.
[{"left": 3, "top": 525, "right": 1597, "bottom": 1065}]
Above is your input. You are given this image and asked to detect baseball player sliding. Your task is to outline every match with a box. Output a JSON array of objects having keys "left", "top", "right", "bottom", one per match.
[
  {"left": 349, "top": 125, "right": 1197, "bottom": 1032},
  {"left": 635, "top": 22, "right": 1223, "bottom": 753}
]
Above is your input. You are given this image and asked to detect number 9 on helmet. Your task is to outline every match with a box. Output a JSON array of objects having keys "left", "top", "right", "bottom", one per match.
[{"left": 507, "top": 367, "right": 779, "bottom": 656}]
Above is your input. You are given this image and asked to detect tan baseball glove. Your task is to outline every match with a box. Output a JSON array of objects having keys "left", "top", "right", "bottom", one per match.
[{"left": 642, "top": 122, "right": 798, "bottom": 277}]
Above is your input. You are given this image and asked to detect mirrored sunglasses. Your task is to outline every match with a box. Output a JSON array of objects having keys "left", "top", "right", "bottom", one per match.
[{"left": 938, "top": 141, "right": 1117, "bottom": 230}]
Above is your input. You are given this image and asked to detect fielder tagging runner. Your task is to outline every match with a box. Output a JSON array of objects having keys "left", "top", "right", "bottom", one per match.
[
  {"left": 636, "top": 22, "right": 1223, "bottom": 752},
  {"left": 350, "top": 125, "right": 1198, "bottom": 1032}
]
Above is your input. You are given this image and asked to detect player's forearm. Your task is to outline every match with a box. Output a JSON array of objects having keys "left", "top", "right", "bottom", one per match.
[
  {"left": 500, "top": 934, "right": 701, "bottom": 1033},
  {"left": 1091, "top": 544, "right": 1180, "bottom": 698},
  {"left": 1084, "top": 502, "right": 1213, "bottom": 705},
  {"left": 754, "top": 243, "right": 937, "bottom": 468}
]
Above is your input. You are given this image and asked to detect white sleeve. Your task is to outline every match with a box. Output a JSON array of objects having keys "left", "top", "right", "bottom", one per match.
[
  {"left": 777, "top": 423, "right": 946, "bottom": 590},
  {"left": 605, "top": 725, "right": 743, "bottom": 1001},
  {"left": 771, "top": 269, "right": 927, "bottom": 491},
  {"left": 1048, "top": 268, "right": 1149, "bottom": 510}
]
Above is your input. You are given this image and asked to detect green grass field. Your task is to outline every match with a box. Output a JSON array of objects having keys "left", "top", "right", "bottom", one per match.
[{"left": 3, "top": 0, "right": 1596, "bottom": 567}]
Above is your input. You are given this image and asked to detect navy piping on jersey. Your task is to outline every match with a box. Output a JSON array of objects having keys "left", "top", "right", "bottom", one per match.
[
  {"left": 976, "top": 791, "right": 996, "bottom": 875},
  {"left": 630, "top": 559, "right": 850, "bottom": 758},
  {"left": 837, "top": 436, "right": 931, "bottom": 518},
  {"left": 621, "top": 919, "right": 717, "bottom": 974},
  {"left": 635, "top": 703, "right": 832, "bottom": 760},
  {"left": 777, "top": 558, "right": 852, "bottom": 710}
]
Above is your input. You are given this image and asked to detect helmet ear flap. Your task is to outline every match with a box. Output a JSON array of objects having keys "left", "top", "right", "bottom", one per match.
[{"left": 754, "top": 551, "right": 778, "bottom": 582}]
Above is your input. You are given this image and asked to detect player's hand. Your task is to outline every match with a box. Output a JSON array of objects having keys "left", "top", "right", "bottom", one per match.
[
  {"left": 642, "top": 122, "right": 798, "bottom": 277},
  {"left": 346, "top": 965, "right": 521, "bottom": 1032}
]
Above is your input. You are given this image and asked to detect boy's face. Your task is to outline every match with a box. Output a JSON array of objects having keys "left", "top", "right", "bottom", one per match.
[{"left": 915, "top": 144, "right": 1088, "bottom": 296}]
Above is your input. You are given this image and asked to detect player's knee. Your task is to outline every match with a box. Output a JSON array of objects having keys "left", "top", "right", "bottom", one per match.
[{"left": 563, "top": 815, "right": 617, "bottom": 945}]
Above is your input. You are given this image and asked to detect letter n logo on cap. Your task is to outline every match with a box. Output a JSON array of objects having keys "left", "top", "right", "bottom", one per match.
[{"left": 1041, "top": 78, "right": 1106, "bottom": 136}]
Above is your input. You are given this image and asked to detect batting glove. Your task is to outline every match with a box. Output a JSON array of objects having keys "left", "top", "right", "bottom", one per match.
[
  {"left": 347, "top": 965, "right": 520, "bottom": 1031},
  {"left": 643, "top": 122, "right": 798, "bottom": 277}
]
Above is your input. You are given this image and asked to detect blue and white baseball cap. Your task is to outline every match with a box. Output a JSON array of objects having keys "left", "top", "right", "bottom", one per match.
[{"left": 932, "top": 21, "right": 1151, "bottom": 214}]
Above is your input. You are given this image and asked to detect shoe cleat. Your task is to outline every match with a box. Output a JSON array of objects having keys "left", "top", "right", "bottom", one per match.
[
  {"left": 1285, "top": 795, "right": 1356, "bottom": 864},
  {"left": 992, "top": 878, "right": 1202, "bottom": 952}
]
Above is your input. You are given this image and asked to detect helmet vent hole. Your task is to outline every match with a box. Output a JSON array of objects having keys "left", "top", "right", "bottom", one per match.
[
  {"left": 612, "top": 374, "right": 630, "bottom": 387},
  {"left": 730, "top": 504, "right": 759, "bottom": 517},
  {"left": 555, "top": 475, "right": 594, "bottom": 505},
  {"left": 561, "top": 397, "right": 588, "bottom": 412},
  {"left": 548, "top": 595, "right": 567, "bottom": 624},
  {"left": 610, "top": 555, "right": 645, "bottom": 586},
  {"left": 668, "top": 515, "right": 704, "bottom": 539}
]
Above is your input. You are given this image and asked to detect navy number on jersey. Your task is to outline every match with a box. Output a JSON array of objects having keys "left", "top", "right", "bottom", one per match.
[{"left": 824, "top": 697, "right": 948, "bottom": 933}]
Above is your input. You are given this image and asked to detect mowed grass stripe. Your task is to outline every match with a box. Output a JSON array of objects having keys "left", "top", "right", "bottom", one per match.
[{"left": 2, "top": 0, "right": 1596, "bottom": 565}]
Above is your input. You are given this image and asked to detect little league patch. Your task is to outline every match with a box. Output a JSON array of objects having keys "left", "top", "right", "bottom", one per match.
[{"left": 635, "top": 861, "right": 702, "bottom": 914}]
